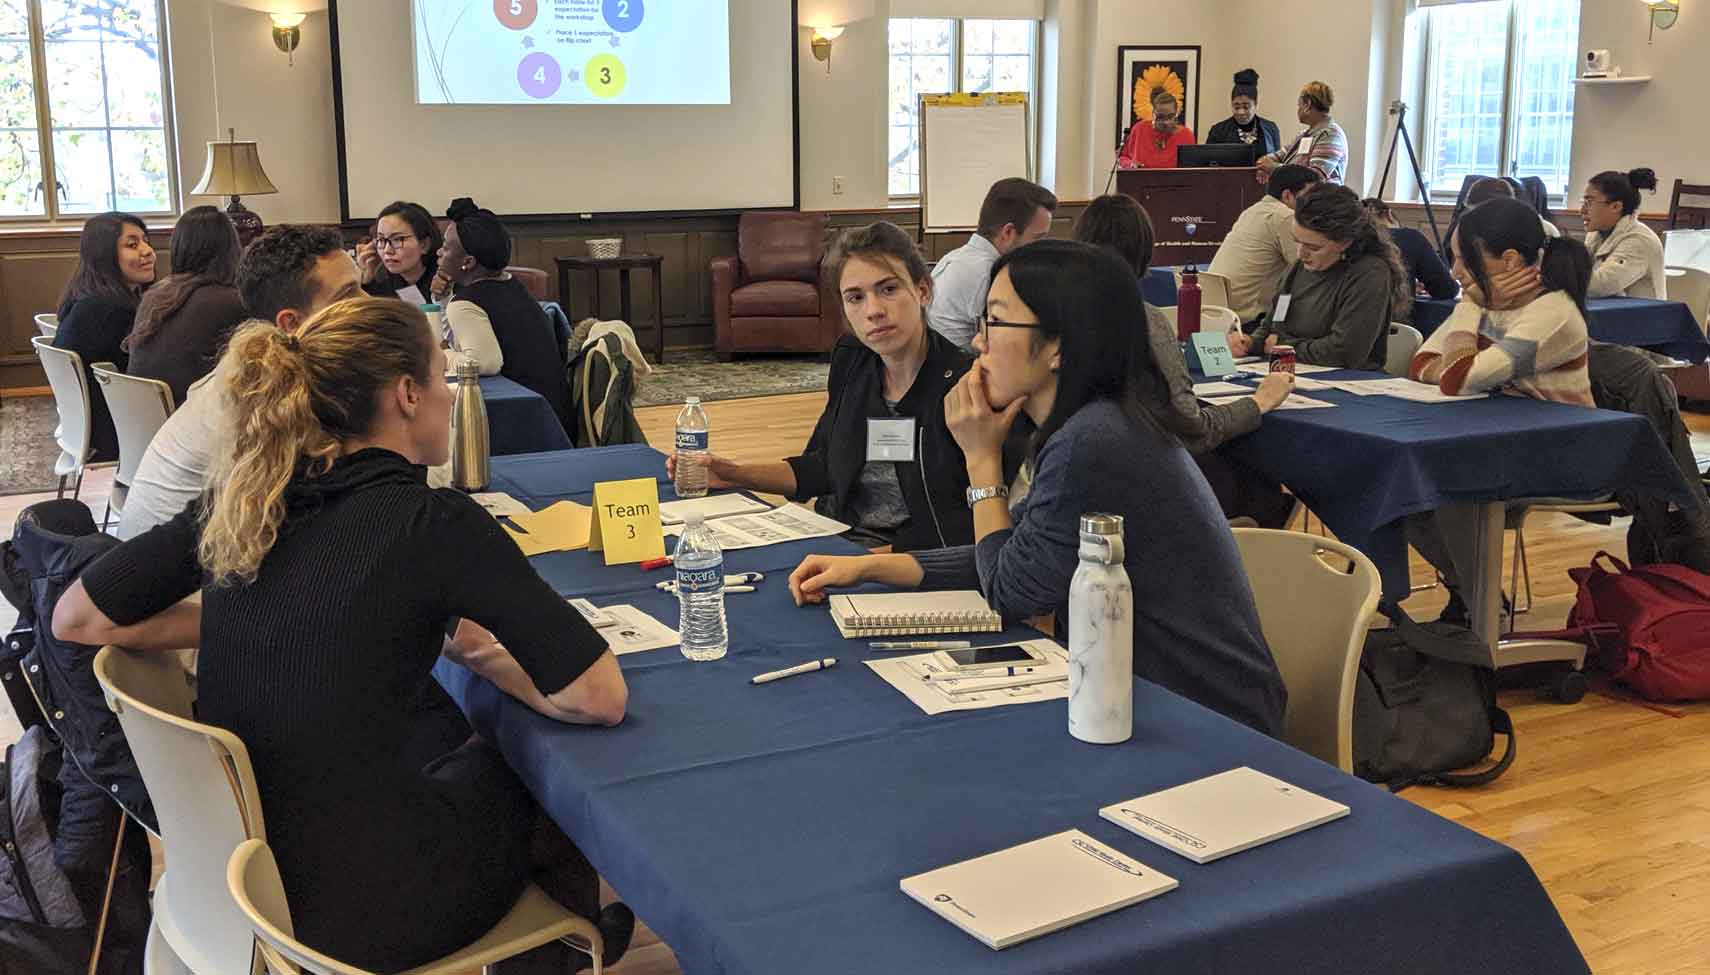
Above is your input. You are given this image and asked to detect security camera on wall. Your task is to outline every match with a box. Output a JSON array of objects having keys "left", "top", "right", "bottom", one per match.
[{"left": 1584, "top": 49, "right": 1611, "bottom": 78}]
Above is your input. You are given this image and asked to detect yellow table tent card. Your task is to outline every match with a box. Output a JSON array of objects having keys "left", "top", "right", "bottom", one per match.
[{"left": 589, "top": 478, "right": 666, "bottom": 565}]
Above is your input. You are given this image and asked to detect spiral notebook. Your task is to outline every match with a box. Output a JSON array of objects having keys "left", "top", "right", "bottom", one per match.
[{"left": 829, "top": 591, "right": 1002, "bottom": 638}]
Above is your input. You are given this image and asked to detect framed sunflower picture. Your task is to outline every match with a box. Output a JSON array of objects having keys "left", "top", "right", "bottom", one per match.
[{"left": 1115, "top": 46, "right": 1202, "bottom": 150}]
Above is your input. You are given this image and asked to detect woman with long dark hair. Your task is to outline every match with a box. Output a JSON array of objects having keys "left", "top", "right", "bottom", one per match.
[
  {"left": 52, "top": 211, "right": 156, "bottom": 461},
  {"left": 358, "top": 200, "right": 442, "bottom": 303},
  {"left": 786, "top": 240, "right": 1286, "bottom": 736},
  {"left": 1231, "top": 184, "right": 1407, "bottom": 370},
  {"left": 126, "top": 205, "right": 246, "bottom": 404},
  {"left": 1581, "top": 167, "right": 1666, "bottom": 299}
]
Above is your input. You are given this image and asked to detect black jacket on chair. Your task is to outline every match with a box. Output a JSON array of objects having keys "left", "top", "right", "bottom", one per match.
[{"left": 785, "top": 331, "right": 1024, "bottom": 552}]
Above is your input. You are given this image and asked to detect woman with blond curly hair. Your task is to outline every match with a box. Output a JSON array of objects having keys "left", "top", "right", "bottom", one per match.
[
  {"left": 1255, "top": 80, "right": 1348, "bottom": 185},
  {"left": 53, "top": 297, "right": 634, "bottom": 972}
]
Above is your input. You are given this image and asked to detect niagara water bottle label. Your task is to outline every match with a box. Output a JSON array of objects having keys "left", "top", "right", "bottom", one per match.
[
  {"left": 676, "top": 562, "right": 724, "bottom": 594},
  {"left": 675, "top": 430, "right": 709, "bottom": 451}
]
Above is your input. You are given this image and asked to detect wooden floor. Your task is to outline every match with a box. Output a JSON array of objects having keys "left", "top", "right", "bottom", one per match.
[{"left": 4, "top": 389, "right": 1709, "bottom": 973}]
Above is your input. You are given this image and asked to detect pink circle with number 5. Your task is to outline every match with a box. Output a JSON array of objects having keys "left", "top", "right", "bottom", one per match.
[
  {"left": 495, "top": 0, "right": 536, "bottom": 30},
  {"left": 517, "top": 53, "right": 561, "bottom": 98}
]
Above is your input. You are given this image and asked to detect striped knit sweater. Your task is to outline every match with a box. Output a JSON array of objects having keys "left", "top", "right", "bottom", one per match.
[{"left": 1410, "top": 290, "right": 1593, "bottom": 407}]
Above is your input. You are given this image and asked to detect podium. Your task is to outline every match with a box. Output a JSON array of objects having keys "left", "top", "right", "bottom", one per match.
[{"left": 1115, "top": 167, "right": 1263, "bottom": 268}]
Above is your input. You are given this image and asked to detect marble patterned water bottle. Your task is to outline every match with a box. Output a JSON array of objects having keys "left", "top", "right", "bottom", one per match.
[{"left": 1068, "top": 513, "right": 1134, "bottom": 744}]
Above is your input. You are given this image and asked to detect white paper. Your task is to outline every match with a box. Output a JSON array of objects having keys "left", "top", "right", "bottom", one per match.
[
  {"left": 1287, "top": 376, "right": 1341, "bottom": 392},
  {"left": 1191, "top": 381, "right": 1252, "bottom": 398},
  {"left": 865, "top": 640, "right": 1068, "bottom": 715},
  {"left": 658, "top": 493, "right": 771, "bottom": 526},
  {"left": 664, "top": 503, "right": 849, "bottom": 550},
  {"left": 1338, "top": 376, "right": 1485, "bottom": 403},
  {"left": 1242, "top": 361, "right": 1339, "bottom": 376},
  {"left": 395, "top": 284, "right": 427, "bottom": 306},
  {"left": 598, "top": 604, "right": 680, "bottom": 655},
  {"left": 472, "top": 492, "right": 531, "bottom": 517},
  {"left": 1099, "top": 766, "right": 1349, "bottom": 864},
  {"left": 1270, "top": 394, "right": 1336, "bottom": 410}
]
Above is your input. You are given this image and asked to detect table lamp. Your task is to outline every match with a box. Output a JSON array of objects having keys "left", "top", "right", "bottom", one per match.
[{"left": 190, "top": 128, "right": 278, "bottom": 245}]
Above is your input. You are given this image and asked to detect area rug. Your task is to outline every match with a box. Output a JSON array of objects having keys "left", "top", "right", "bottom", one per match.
[
  {"left": 633, "top": 350, "right": 828, "bottom": 408},
  {"left": 0, "top": 396, "right": 60, "bottom": 496}
]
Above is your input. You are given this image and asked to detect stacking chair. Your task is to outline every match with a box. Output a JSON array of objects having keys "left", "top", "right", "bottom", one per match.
[
  {"left": 228, "top": 839, "right": 605, "bottom": 975},
  {"left": 90, "top": 367, "right": 174, "bottom": 523},
  {"left": 1384, "top": 323, "right": 1424, "bottom": 377},
  {"left": 1195, "top": 270, "right": 1232, "bottom": 310},
  {"left": 1232, "top": 529, "right": 1381, "bottom": 772},
  {"left": 1198, "top": 304, "right": 1242, "bottom": 335},
  {"left": 31, "top": 336, "right": 103, "bottom": 500},
  {"left": 34, "top": 312, "right": 58, "bottom": 338}
]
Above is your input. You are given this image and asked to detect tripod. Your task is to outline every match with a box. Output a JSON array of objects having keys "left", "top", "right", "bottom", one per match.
[{"left": 1372, "top": 100, "right": 1445, "bottom": 254}]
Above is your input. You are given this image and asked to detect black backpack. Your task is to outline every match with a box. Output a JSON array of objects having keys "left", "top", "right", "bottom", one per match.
[{"left": 1353, "top": 602, "right": 1517, "bottom": 790}]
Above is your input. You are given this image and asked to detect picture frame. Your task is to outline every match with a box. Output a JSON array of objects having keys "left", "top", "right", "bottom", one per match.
[{"left": 1115, "top": 45, "right": 1203, "bottom": 150}]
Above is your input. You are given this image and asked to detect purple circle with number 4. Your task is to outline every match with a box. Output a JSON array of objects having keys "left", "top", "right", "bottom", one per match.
[
  {"left": 517, "top": 53, "right": 561, "bottom": 98},
  {"left": 603, "top": 0, "right": 643, "bottom": 32}
]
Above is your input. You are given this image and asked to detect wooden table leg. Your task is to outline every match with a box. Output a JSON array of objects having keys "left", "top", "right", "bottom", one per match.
[
  {"left": 652, "top": 259, "right": 665, "bottom": 364},
  {"left": 619, "top": 268, "right": 634, "bottom": 332},
  {"left": 591, "top": 269, "right": 602, "bottom": 320}
]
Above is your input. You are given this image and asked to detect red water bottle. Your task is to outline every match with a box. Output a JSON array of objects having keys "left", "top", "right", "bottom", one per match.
[{"left": 1177, "top": 265, "right": 1202, "bottom": 342}]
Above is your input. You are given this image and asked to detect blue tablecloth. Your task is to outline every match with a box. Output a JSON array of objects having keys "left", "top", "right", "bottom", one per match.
[
  {"left": 1216, "top": 370, "right": 1695, "bottom": 598},
  {"left": 1413, "top": 296, "right": 1710, "bottom": 364},
  {"left": 436, "top": 447, "right": 1588, "bottom": 975},
  {"left": 477, "top": 376, "right": 572, "bottom": 456}
]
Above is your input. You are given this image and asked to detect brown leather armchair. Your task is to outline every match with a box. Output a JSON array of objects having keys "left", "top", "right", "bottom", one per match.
[
  {"left": 712, "top": 212, "right": 842, "bottom": 360},
  {"left": 505, "top": 265, "right": 550, "bottom": 301}
]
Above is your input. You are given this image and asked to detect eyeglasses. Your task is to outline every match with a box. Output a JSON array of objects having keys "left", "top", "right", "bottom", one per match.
[
  {"left": 1154, "top": 114, "right": 1178, "bottom": 124},
  {"left": 374, "top": 233, "right": 418, "bottom": 252},
  {"left": 979, "top": 314, "right": 1045, "bottom": 343}
]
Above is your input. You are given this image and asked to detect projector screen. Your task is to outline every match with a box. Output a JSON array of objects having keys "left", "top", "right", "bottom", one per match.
[{"left": 330, "top": 0, "right": 797, "bottom": 220}]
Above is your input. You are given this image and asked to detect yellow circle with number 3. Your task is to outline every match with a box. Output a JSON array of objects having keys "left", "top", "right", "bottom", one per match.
[{"left": 585, "top": 54, "right": 627, "bottom": 98}]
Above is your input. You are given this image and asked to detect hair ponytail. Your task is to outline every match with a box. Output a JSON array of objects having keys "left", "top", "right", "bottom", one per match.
[
  {"left": 1589, "top": 168, "right": 1654, "bottom": 216},
  {"left": 198, "top": 298, "right": 436, "bottom": 585},
  {"left": 1538, "top": 234, "right": 1592, "bottom": 317}
]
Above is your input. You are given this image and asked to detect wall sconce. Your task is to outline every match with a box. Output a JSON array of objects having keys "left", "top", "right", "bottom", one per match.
[
  {"left": 270, "top": 12, "right": 305, "bottom": 65},
  {"left": 1639, "top": 0, "right": 1680, "bottom": 42},
  {"left": 810, "top": 25, "right": 844, "bottom": 74}
]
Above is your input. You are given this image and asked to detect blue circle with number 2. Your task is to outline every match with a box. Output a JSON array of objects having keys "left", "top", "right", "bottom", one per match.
[{"left": 603, "top": 0, "right": 643, "bottom": 32}]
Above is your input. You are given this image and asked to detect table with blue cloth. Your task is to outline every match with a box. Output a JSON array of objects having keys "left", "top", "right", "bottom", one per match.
[
  {"left": 1413, "top": 296, "right": 1710, "bottom": 364},
  {"left": 1212, "top": 368, "right": 1695, "bottom": 647},
  {"left": 473, "top": 376, "right": 572, "bottom": 455},
  {"left": 435, "top": 445, "right": 1588, "bottom": 975}
]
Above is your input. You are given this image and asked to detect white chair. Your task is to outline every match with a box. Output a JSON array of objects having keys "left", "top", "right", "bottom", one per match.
[
  {"left": 1385, "top": 322, "right": 1424, "bottom": 377},
  {"left": 227, "top": 839, "right": 604, "bottom": 975},
  {"left": 1170, "top": 268, "right": 1232, "bottom": 311},
  {"left": 31, "top": 335, "right": 100, "bottom": 500},
  {"left": 1199, "top": 304, "right": 1241, "bottom": 335},
  {"left": 1232, "top": 528, "right": 1382, "bottom": 772},
  {"left": 34, "top": 312, "right": 57, "bottom": 338},
  {"left": 90, "top": 367, "right": 174, "bottom": 522},
  {"left": 1665, "top": 266, "right": 1710, "bottom": 334}
]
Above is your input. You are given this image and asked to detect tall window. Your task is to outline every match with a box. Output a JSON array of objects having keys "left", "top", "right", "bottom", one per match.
[
  {"left": 1420, "top": 0, "right": 1578, "bottom": 201},
  {"left": 887, "top": 17, "right": 1037, "bottom": 198},
  {"left": 0, "top": 0, "right": 174, "bottom": 221}
]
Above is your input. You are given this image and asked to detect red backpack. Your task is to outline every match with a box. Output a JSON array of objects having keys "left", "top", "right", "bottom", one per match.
[{"left": 1567, "top": 552, "right": 1710, "bottom": 701}]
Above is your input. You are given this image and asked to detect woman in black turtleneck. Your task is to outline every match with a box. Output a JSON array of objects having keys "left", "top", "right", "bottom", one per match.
[{"left": 1206, "top": 69, "right": 1281, "bottom": 159}]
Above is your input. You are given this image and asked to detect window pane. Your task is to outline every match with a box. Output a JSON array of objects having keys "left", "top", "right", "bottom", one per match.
[
  {"left": 887, "top": 18, "right": 953, "bottom": 197},
  {"left": 0, "top": 129, "right": 43, "bottom": 215},
  {"left": 0, "top": 0, "right": 29, "bottom": 36},
  {"left": 1510, "top": 0, "right": 1579, "bottom": 197},
  {"left": 961, "top": 19, "right": 1034, "bottom": 97},
  {"left": 1425, "top": 2, "right": 1510, "bottom": 194},
  {"left": 0, "top": 40, "right": 38, "bottom": 129},
  {"left": 45, "top": 41, "right": 104, "bottom": 126},
  {"left": 103, "top": 42, "right": 163, "bottom": 127},
  {"left": 112, "top": 128, "right": 167, "bottom": 211},
  {"left": 53, "top": 128, "right": 111, "bottom": 213}
]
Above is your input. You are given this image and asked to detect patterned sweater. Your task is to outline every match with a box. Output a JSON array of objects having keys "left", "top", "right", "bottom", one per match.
[
  {"left": 1410, "top": 290, "right": 1593, "bottom": 407},
  {"left": 1266, "top": 119, "right": 1348, "bottom": 184}
]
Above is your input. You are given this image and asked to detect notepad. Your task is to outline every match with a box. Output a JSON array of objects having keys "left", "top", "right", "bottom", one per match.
[
  {"left": 828, "top": 591, "right": 1001, "bottom": 638},
  {"left": 1099, "top": 766, "right": 1350, "bottom": 864},
  {"left": 901, "top": 829, "right": 1177, "bottom": 949},
  {"left": 658, "top": 493, "right": 771, "bottom": 525}
]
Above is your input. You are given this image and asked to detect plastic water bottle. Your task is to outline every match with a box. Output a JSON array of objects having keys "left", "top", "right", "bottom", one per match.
[
  {"left": 674, "top": 512, "right": 728, "bottom": 661},
  {"left": 674, "top": 396, "right": 709, "bottom": 498},
  {"left": 1067, "top": 513, "right": 1134, "bottom": 744}
]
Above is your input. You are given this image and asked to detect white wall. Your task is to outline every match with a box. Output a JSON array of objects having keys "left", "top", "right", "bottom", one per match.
[{"left": 797, "top": 17, "right": 889, "bottom": 210}]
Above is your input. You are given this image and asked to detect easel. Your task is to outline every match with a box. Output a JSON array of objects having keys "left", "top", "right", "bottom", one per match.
[{"left": 1372, "top": 100, "right": 1445, "bottom": 254}]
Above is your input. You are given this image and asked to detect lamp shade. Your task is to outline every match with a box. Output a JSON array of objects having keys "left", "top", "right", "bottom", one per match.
[{"left": 190, "top": 139, "right": 278, "bottom": 197}]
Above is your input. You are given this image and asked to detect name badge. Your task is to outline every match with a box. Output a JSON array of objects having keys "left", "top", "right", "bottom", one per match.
[
  {"left": 867, "top": 417, "right": 917, "bottom": 462},
  {"left": 1296, "top": 136, "right": 1314, "bottom": 157},
  {"left": 1273, "top": 294, "right": 1293, "bottom": 322}
]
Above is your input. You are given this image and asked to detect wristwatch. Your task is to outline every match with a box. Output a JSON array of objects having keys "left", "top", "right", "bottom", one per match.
[{"left": 965, "top": 485, "right": 1009, "bottom": 508}]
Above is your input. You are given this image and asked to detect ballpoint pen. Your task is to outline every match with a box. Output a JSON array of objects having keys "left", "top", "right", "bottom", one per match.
[
  {"left": 869, "top": 640, "right": 972, "bottom": 651},
  {"left": 751, "top": 658, "right": 837, "bottom": 685}
]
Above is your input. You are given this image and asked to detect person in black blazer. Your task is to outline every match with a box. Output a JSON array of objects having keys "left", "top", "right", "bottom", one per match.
[
  {"left": 1205, "top": 69, "right": 1281, "bottom": 158},
  {"left": 53, "top": 211, "right": 156, "bottom": 462},
  {"left": 1363, "top": 198, "right": 1458, "bottom": 315},
  {"left": 668, "top": 221, "right": 1021, "bottom": 551}
]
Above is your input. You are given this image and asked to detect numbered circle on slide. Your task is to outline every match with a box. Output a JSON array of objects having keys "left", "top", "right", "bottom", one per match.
[
  {"left": 517, "top": 53, "right": 562, "bottom": 99},
  {"left": 603, "top": 0, "right": 644, "bottom": 32},
  {"left": 585, "top": 53, "right": 627, "bottom": 98},
  {"left": 494, "top": 0, "right": 537, "bottom": 30}
]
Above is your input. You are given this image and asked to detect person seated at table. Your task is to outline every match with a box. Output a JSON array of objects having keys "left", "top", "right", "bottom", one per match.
[
  {"left": 1406, "top": 197, "right": 1594, "bottom": 623},
  {"left": 116, "top": 225, "right": 362, "bottom": 540},
  {"left": 358, "top": 200, "right": 442, "bottom": 304},
  {"left": 1208, "top": 164, "right": 1323, "bottom": 326},
  {"left": 670, "top": 221, "right": 1020, "bottom": 552},
  {"left": 438, "top": 197, "right": 573, "bottom": 434},
  {"left": 786, "top": 240, "right": 1287, "bottom": 736},
  {"left": 929, "top": 178, "right": 1057, "bottom": 350},
  {"left": 126, "top": 205, "right": 247, "bottom": 405},
  {"left": 1074, "top": 194, "right": 1297, "bottom": 528},
  {"left": 1254, "top": 81, "right": 1347, "bottom": 185},
  {"left": 1232, "top": 184, "right": 1405, "bottom": 371},
  {"left": 1361, "top": 197, "right": 1458, "bottom": 316},
  {"left": 53, "top": 297, "right": 634, "bottom": 974},
  {"left": 1581, "top": 168, "right": 1667, "bottom": 300},
  {"left": 52, "top": 211, "right": 156, "bottom": 463},
  {"left": 1205, "top": 68, "right": 1281, "bottom": 157},
  {"left": 1118, "top": 90, "right": 1194, "bottom": 170}
]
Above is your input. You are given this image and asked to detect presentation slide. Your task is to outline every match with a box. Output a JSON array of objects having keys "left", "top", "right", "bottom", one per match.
[{"left": 412, "top": 0, "right": 730, "bottom": 105}]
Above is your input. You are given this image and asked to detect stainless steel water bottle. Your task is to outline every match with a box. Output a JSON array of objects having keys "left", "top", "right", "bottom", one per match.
[{"left": 450, "top": 359, "right": 490, "bottom": 492}]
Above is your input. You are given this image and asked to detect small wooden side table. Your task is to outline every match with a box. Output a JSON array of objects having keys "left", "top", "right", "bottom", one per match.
[{"left": 555, "top": 253, "right": 667, "bottom": 363}]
